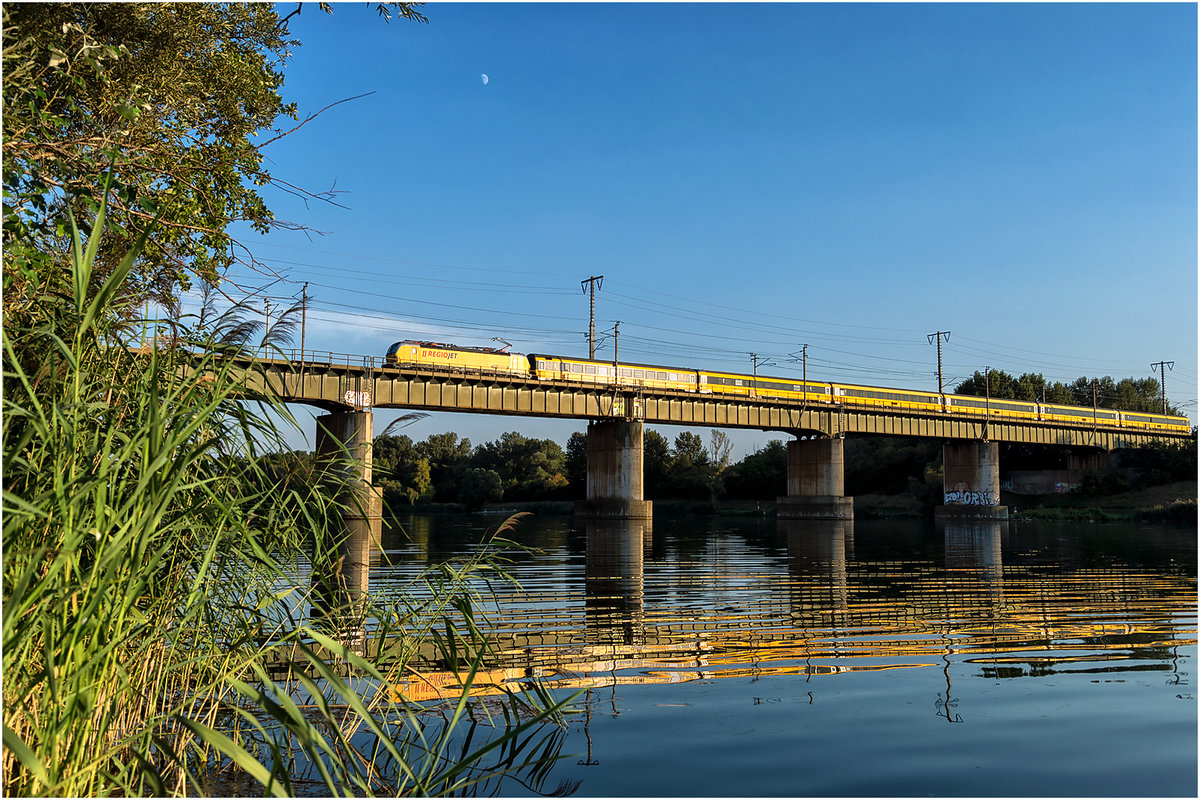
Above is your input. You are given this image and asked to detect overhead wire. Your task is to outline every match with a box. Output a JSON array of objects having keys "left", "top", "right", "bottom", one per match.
[
  {"left": 254, "top": 257, "right": 577, "bottom": 295},
  {"left": 208, "top": 245, "right": 1193, "bottom": 418}
]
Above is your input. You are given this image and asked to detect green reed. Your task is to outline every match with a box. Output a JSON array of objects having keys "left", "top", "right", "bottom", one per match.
[{"left": 2, "top": 204, "right": 576, "bottom": 796}]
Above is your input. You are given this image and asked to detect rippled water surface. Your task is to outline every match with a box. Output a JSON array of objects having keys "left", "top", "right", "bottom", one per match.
[{"left": 372, "top": 515, "right": 1196, "bottom": 797}]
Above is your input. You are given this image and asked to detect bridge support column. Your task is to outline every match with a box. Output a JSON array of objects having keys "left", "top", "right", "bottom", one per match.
[
  {"left": 575, "top": 419, "right": 652, "bottom": 519},
  {"left": 776, "top": 438, "right": 854, "bottom": 520},
  {"left": 935, "top": 441, "right": 1009, "bottom": 520},
  {"left": 314, "top": 410, "right": 382, "bottom": 616}
]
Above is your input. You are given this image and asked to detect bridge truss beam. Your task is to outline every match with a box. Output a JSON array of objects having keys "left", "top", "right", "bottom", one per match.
[{"left": 234, "top": 356, "right": 1187, "bottom": 450}]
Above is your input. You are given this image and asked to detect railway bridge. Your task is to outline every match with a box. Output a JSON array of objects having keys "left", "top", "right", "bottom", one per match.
[{"left": 224, "top": 350, "right": 1191, "bottom": 537}]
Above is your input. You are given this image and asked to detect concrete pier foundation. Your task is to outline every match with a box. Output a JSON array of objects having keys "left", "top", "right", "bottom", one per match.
[
  {"left": 776, "top": 437, "right": 854, "bottom": 519},
  {"left": 575, "top": 419, "right": 653, "bottom": 519},
  {"left": 314, "top": 410, "right": 382, "bottom": 616},
  {"left": 935, "top": 441, "right": 1009, "bottom": 520}
]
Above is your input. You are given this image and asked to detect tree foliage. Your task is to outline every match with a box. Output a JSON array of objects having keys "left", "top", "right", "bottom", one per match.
[
  {"left": 414, "top": 431, "right": 472, "bottom": 502},
  {"left": 373, "top": 430, "right": 569, "bottom": 508},
  {"left": 564, "top": 431, "right": 588, "bottom": 499},
  {"left": 374, "top": 434, "right": 433, "bottom": 506},
  {"left": 472, "top": 431, "right": 568, "bottom": 500},
  {"left": 2, "top": 2, "right": 427, "bottom": 310},
  {"left": 643, "top": 429, "right": 672, "bottom": 498},
  {"left": 723, "top": 439, "right": 787, "bottom": 500}
]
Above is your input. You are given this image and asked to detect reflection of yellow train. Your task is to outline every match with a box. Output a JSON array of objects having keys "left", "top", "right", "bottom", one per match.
[{"left": 384, "top": 339, "right": 1192, "bottom": 434}]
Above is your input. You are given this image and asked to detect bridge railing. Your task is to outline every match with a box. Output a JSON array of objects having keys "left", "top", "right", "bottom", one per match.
[{"left": 279, "top": 349, "right": 385, "bottom": 370}]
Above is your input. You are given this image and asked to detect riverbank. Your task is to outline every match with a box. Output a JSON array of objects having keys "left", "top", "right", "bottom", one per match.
[{"left": 1004, "top": 480, "right": 1197, "bottom": 523}]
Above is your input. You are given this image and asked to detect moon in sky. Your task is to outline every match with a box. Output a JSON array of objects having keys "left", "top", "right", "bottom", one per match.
[{"left": 480, "top": 73, "right": 489, "bottom": 85}]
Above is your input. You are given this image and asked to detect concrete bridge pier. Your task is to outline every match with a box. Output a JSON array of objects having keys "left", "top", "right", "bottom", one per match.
[
  {"left": 575, "top": 419, "right": 653, "bottom": 519},
  {"left": 776, "top": 437, "right": 854, "bottom": 520},
  {"left": 935, "top": 441, "right": 1009, "bottom": 520},
  {"left": 313, "top": 410, "right": 383, "bottom": 627}
]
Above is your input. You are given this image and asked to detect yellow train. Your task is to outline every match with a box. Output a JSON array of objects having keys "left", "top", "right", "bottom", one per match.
[{"left": 384, "top": 339, "right": 1192, "bottom": 434}]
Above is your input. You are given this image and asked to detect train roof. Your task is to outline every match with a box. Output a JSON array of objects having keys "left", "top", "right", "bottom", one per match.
[
  {"left": 391, "top": 339, "right": 512, "bottom": 355},
  {"left": 527, "top": 353, "right": 701, "bottom": 372}
]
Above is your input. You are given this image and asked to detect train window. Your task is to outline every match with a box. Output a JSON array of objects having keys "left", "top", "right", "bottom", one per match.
[
  {"left": 657, "top": 372, "right": 667, "bottom": 380},
  {"left": 621, "top": 368, "right": 632, "bottom": 378},
  {"left": 633, "top": 369, "right": 644, "bottom": 378},
  {"left": 669, "top": 373, "right": 678, "bottom": 381},
  {"left": 585, "top": 364, "right": 596, "bottom": 374}
]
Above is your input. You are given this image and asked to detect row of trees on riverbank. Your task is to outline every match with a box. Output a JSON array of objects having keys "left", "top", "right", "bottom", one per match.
[
  {"left": 374, "top": 424, "right": 1196, "bottom": 513},
  {"left": 374, "top": 428, "right": 792, "bottom": 510}
]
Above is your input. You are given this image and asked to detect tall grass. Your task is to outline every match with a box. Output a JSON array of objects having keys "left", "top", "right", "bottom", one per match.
[{"left": 2, "top": 204, "right": 576, "bottom": 795}]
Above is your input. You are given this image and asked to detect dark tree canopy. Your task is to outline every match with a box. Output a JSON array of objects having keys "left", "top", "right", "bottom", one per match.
[{"left": 2, "top": 2, "right": 426, "bottom": 310}]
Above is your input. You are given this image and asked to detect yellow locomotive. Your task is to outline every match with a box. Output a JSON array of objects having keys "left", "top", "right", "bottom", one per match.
[
  {"left": 385, "top": 339, "right": 530, "bottom": 374},
  {"left": 384, "top": 339, "right": 1192, "bottom": 434}
]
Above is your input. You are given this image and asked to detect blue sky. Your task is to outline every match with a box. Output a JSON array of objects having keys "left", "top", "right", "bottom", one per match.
[{"left": 214, "top": 2, "right": 1197, "bottom": 455}]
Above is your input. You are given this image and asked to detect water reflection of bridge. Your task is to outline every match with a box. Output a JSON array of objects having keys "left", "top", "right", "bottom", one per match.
[{"left": 371, "top": 520, "right": 1195, "bottom": 701}]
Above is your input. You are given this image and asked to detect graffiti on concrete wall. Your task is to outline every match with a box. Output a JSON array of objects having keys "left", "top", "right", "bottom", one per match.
[
  {"left": 944, "top": 481, "right": 998, "bottom": 506},
  {"left": 944, "top": 489, "right": 999, "bottom": 505}
]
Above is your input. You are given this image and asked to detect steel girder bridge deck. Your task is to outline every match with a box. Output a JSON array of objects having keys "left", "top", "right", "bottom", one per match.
[{"left": 228, "top": 351, "right": 1190, "bottom": 451}]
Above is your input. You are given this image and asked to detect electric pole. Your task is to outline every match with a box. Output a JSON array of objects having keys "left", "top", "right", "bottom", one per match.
[
  {"left": 612, "top": 321, "right": 620, "bottom": 371},
  {"left": 788, "top": 345, "right": 810, "bottom": 408},
  {"left": 264, "top": 299, "right": 271, "bottom": 353},
  {"left": 928, "top": 330, "right": 950, "bottom": 394},
  {"left": 300, "top": 282, "right": 309, "bottom": 359},
  {"left": 984, "top": 365, "right": 991, "bottom": 440},
  {"left": 581, "top": 275, "right": 604, "bottom": 359},
  {"left": 750, "top": 353, "right": 775, "bottom": 398},
  {"left": 1150, "top": 360, "right": 1174, "bottom": 414}
]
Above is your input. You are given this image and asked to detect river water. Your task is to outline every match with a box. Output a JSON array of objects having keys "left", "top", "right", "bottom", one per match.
[{"left": 369, "top": 513, "right": 1196, "bottom": 797}]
